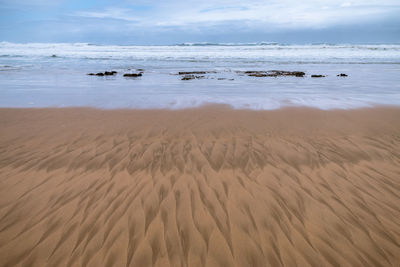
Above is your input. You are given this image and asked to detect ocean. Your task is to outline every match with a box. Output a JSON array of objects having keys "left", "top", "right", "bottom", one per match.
[{"left": 1, "top": 42, "right": 400, "bottom": 109}]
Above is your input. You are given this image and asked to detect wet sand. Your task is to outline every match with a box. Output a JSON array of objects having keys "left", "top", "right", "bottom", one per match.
[{"left": 0, "top": 106, "right": 400, "bottom": 267}]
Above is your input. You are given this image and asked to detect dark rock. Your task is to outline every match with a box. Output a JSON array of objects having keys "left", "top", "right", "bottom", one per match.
[
  {"left": 136, "top": 69, "right": 144, "bottom": 71},
  {"left": 311, "top": 75, "right": 326, "bottom": 78},
  {"left": 123, "top": 73, "right": 142, "bottom": 77},
  {"left": 179, "top": 71, "right": 207, "bottom": 75},
  {"left": 248, "top": 73, "right": 277, "bottom": 77},
  {"left": 217, "top": 78, "right": 226, "bottom": 80},
  {"left": 293, "top": 72, "right": 306, "bottom": 77},
  {"left": 337, "top": 73, "right": 348, "bottom": 77},
  {"left": 88, "top": 71, "right": 117, "bottom": 76},
  {"left": 244, "top": 71, "right": 260, "bottom": 74},
  {"left": 181, "top": 75, "right": 194, "bottom": 80},
  {"left": 181, "top": 75, "right": 205, "bottom": 80},
  {"left": 178, "top": 71, "right": 217, "bottom": 75},
  {"left": 248, "top": 73, "right": 270, "bottom": 77},
  {"left": 104, "top": 71, "right": 117, "bottom": 76},
  {"left": 51, "top": 54, "right": 57, "bottom": 58},
  {"left": 242, "top": 70, "right": 305, "bottom": 77},
  {"left": 273, "top": 70, "right": 305, "bottom": 77},
  {"left": 243, "top": 71, "right": 275, "bottom": 77}
]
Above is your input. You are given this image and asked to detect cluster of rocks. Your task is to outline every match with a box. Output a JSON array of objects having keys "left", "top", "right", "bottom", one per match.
[
  {"left": 176, "top": 70, "right": 350, "bottom": 80},
  {"left": 239, "top": 70, "right": 306, "bottom": 77},
  {"left": 310, "top": 73, "right": 349, "bottom": 78},
  {"left": 180, "top": 73, "right": 198, "bottom": 80},
  {"left": 87, "top": 71, "right": 117, "bottom": 76},
  {"left": 87, "top": 69, "right": 349, "bottom": 80},
  {"left": 181, "top": 75, "right": 205, "bottom": 80},
  {"left": 180, "top": 75, "right": 235, "bottom": 81},
  {"left": 239, "top": 70, "right": 349, "bottom": 78},
  {"left": 87, "top": 70, "right": 145, "bottom": 78},
  {"left": 177, "top": 71, "right": 218, "bottom": 80}
]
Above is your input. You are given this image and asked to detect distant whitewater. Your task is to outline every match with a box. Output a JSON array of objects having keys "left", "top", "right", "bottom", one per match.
[{"left": 0, "top": 42, "right": 400, "bottom": 109}]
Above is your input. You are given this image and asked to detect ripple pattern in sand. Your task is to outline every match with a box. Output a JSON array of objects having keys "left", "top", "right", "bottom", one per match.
[{"left": 0, "top": 107, "right": 400, "bottom": 267}]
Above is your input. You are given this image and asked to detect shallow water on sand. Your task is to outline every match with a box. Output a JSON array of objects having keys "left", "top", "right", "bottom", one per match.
[{"left": 1, "top": 42, "right": 400, "bottom": 109}]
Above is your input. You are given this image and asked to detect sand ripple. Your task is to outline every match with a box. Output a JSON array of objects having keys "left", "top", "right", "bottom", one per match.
[{"left": 0, "top": 107, "right": 400, "bottom": 266}]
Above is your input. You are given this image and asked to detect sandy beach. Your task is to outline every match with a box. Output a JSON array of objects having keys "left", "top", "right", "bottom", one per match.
[{"left": 0, "top": 106, "right": 400, "bottom": 267}]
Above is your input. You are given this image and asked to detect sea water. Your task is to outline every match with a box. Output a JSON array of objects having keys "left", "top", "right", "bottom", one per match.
[{"left": 1, "top": 42, "right": 400, "bottom": 109}]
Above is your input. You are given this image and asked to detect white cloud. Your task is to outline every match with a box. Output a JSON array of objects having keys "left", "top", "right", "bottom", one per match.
[
  {"left": 341, "top": 2, "right": 352, "bottom": 7},
  {"left": 75, "top": 8, "right": 138, "bottom": 21},
  {"left": 73, "top": 0, "right": 400, "bottom": 30}
]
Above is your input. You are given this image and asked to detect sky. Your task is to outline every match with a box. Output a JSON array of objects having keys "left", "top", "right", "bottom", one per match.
[{"left": 0, "top": 0, "right": 399, "bottom": 44}]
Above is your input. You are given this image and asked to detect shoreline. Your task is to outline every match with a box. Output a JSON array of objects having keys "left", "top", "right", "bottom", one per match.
[
  {"left": 1, "top": 106, "right": 400, "bottom": 266},
  {"left": 1, "top": 102, "right": 399, "bottom": 110}
]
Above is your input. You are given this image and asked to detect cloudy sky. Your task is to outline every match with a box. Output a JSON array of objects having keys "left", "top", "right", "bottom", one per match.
[{"left": 1, "top": 0, "right": 399, "bottom": 44}]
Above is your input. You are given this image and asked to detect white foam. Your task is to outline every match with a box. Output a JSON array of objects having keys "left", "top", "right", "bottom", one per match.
[{"left": 1, "top": 42, "right": 400, "bottom": 63}]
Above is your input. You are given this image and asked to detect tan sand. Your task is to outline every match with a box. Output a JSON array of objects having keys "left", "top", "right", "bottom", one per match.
[{"left": 0, "top": 106, "right": 400, "bottom": 267}]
